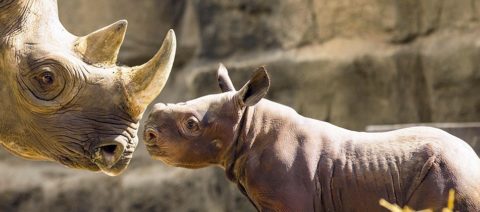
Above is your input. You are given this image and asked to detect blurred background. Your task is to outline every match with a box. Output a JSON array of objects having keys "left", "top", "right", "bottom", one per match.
[{"left": 1, "top": 0, "right": 479, "bottom": 211}]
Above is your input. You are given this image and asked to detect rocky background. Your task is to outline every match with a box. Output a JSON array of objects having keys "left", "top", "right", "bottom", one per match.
[{"left": 1, "top": 0, "right": 480, "bottom": 211}]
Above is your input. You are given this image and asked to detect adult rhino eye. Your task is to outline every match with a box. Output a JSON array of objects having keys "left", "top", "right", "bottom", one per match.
[
  {"left": 28, "top": 66, "right": 65, "bottom": 101},
  {"left": 37, "top": 71, "right": 55, "bottom": 86},
  {"left": 33, "top": 70, "right": 58, "bottom": 92}
]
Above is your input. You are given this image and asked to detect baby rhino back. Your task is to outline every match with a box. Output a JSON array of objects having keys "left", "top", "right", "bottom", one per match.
[{"left": 314, "top": 126, "right": 480, "bottom": 211}]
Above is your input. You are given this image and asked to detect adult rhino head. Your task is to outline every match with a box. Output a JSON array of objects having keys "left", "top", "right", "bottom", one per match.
[{"left": 0, "top": 0, "right": 176, "bottom": 175}]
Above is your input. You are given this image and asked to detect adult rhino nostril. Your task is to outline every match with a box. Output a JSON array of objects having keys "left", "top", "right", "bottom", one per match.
[
  {"left": 102, "top": 144, "right": 118, "bottom": 155},
  {"left": 94, "top": 143, "right": 126, "bottom": 169}
]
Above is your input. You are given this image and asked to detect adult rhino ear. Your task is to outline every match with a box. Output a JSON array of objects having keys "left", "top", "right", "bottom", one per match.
[
  {"left": 217, "top": 63, "right": 236, "bottom": 92},
  {"left": 236, "top": 66, "right": 270, "bottom": 107}
]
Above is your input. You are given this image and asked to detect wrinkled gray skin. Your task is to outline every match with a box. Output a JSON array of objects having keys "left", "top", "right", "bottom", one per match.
[
  {"left": 0, "top": 0, "right": 176, "bottom": 176},
  {"left": 144, "top": 65, "right": 480, "bottom": 211}
]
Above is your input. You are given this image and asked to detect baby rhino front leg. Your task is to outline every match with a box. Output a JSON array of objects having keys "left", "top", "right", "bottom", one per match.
[
  {"left": 242, "top": 157, "right": 317, "bottom": 212},
  {"left": 246, "top": 176, "right": 315, "bottom": 212}
]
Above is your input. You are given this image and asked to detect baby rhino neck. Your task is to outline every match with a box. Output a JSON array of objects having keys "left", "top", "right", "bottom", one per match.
[{"left": 226, "top": 99, "right": 351, "bottom": 179}]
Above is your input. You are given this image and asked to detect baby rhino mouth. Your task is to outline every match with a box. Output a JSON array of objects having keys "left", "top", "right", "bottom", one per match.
[{"left": 91, "top": 136, "right": 137, "bottom": 176}]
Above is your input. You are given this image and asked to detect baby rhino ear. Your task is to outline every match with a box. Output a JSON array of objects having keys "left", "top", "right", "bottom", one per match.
[
  {"left": 217, "top": 63, "right": 236, "bottom": 92},
  {"left": 237, "top": 66, "right": 270, "bottom": 107}
]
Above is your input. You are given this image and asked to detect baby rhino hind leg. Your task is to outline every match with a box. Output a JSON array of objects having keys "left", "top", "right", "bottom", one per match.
[
  {"left": 406, "top": 158, "right": 479, "bottom": 211},
  {"left": 405, "top": 158, "right": 450, "bottom": 210}
]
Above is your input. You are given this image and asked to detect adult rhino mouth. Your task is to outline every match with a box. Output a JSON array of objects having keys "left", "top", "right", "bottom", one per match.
[{"left": 91, "top": 136, "right": 137, "bottom": 176}]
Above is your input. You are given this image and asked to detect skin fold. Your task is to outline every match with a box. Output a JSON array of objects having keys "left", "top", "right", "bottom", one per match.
[
  {"left": 144, "top": 64, "right": 480, "bottom": 211},
  {"left": 0, "top": 0, "right": 176, "bottom": 176}
]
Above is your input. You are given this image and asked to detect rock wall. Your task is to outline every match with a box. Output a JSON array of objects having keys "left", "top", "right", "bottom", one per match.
[{"left": 1, "top": 0, "right": 479, "bottom": 211}]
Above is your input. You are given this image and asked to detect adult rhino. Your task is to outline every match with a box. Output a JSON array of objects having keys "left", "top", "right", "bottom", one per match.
[{"left": 0, "top": 0, "right": 176, "bottom": 175}]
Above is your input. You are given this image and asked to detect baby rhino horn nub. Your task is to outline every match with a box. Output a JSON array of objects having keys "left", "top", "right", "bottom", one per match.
[
  {"left": 75, "top": 20, "right": 128, "bottom": 66},
  {"left": 125, "top": 29, "right": 176, "bottom": 110}
]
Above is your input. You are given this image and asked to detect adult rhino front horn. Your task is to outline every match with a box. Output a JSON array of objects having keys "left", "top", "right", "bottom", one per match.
[{"left": 0, "top": 0, "right": 176, "bottom": 176}]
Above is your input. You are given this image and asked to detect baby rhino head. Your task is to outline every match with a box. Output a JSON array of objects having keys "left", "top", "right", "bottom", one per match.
[{"left": 143, "top": 65, "right": 270, "bottom": 168}]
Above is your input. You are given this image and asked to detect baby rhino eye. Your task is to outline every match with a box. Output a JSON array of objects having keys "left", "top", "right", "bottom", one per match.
[
  {"left": 180, "top": 116, "right": 202, "bottom": 137},
  {"left": 186, "top": 116, "right": 199, "bottom": 131},
  {"left": 183, "top": 116, "right": 200, "bottom": 136}
]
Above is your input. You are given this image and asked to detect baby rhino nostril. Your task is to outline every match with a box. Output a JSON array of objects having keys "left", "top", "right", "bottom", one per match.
[{"left": 144, "top": 128, "right": 159, "bottom": 144}]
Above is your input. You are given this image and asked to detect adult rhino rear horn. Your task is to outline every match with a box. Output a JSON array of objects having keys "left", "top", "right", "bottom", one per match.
[{"left": 74, "top": 20, "right": 128, "bottom": 67}]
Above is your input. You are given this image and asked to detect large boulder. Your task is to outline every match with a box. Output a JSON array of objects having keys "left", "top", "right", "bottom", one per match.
[
  {"left": 314, "top": 0, "right": 478, "bottom": 43},
  {"left": 194, "top": 0, "right": 313, "bottom": 58}
]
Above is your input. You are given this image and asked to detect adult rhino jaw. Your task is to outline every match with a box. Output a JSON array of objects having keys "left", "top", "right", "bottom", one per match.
[{"left": 0, "top": 0, "right": 176, "bottom": 176}]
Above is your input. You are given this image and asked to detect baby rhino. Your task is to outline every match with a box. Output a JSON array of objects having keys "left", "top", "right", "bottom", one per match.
[{"left": 144, "top": 65, "right": 480, "bottom": 211}]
